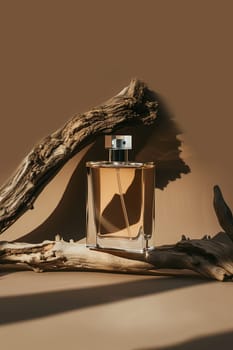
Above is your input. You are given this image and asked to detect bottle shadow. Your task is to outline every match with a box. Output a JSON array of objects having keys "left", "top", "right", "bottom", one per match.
[{"left": 18, "top": 93, "right": 190, "bottom": 243}]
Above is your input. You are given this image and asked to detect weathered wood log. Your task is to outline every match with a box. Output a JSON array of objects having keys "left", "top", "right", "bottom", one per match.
[
  {"left": 0, "top": 233, "right": 232, "bottom": 281},
  {"left": 0, "top": 79, "right": 158, "bottom": 234},
  {"left": 1, "top": 78, "right": 233, "bottom": 281},
  {"left": 1, "top": 185, "right": 233, "bottom": 281}
]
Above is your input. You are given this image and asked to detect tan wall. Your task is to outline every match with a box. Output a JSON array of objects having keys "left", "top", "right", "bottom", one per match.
[{"left": 0, "top": 0, "right": 232, "bottom": 245}]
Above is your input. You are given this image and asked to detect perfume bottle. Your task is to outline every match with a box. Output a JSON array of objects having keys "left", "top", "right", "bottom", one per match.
[{"left": 86, "top": 135, "right": 155, "bottom": 252}]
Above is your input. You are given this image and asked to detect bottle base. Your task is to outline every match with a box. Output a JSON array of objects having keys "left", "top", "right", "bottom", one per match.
[{"left": 86, "top": 231, "right": 154, "bottom": 254}]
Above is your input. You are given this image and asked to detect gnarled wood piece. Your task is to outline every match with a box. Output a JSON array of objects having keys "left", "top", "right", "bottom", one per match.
[
  {"left": 1, "top": 186, "right": 233, "bottom": 281},
  {"left": 213, "top": 185, "right": 233, "bottom": 241},
  {"left": 1, "top": 78, "right": 233, "bottom": 281},
  {"left": 0, "top": 79, "right": 158, "bottom": 234},
  {"left": 0, "top": 233, "right": 232, "bottom": 281}
]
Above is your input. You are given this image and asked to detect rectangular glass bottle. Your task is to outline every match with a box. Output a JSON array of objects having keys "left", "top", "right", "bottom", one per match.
[{"left": 86, "top": 135, "right": 155, "bottom": 252}]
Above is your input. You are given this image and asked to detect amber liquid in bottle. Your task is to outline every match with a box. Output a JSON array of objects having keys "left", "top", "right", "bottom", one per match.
[{"left": 86, "top": 161, "right": 155, "bottom": 252}]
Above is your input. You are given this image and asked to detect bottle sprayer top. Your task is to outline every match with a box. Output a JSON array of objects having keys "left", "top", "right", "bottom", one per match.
[
  {"left": 105, "top": 135, "right": 132, "bottom": 150},
  {"left": 105, "top": 135, "right": 132, "bottom": 162}
]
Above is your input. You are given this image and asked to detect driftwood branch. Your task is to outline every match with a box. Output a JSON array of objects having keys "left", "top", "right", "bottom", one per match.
[
  {"left": 1, "top": 79, "right": 233, "bottom": 281},
  {"left": 1, "top": 185, "right": 233, "bottom": 281},
  {"left": 0, "top": 79, "right": 158, "bottom": 234}
]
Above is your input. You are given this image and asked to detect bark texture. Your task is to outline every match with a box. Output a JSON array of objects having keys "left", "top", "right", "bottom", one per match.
[
  {"left": 0, "top": 79, "right": 158, "bottom": 234},
  {"left": 1, "top": 185, "right": 233, "bottom": 281},
  {"left": 1, "top": 79, "right": 233, "bottom": 281}
]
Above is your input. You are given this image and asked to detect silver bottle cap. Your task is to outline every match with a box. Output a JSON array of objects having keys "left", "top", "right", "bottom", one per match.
[{"left": 105, "top": 135, "right": 132, "bottom": 150}]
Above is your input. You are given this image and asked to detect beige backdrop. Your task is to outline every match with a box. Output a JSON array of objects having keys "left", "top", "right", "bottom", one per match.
[{"left": 0, "top": 0, "right": 232, "bottom": 245}]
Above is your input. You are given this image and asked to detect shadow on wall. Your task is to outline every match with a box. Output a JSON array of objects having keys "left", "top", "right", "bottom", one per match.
[
  {"left": 135, "top": 331, "right": 233, "bottom": 350},
  {"left": 18, "top": 94, "right": 190, "bottom": 243}
]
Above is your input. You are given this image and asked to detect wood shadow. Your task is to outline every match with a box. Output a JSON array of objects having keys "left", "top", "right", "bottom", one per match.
[
  {"left": 0, "top": 275, "right": 206, "bottom": 325},
  {"left": 18, "top": 93, "right": 190, "bottom": 243},
  {"left": 135, "top": 331, "right": 233, "bottom": 350}
]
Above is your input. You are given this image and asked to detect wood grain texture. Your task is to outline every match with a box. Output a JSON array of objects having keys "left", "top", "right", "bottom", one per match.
[
  {"left": 0, "top": 79, "right": 158, "bottom": 234},
  {"left": 1, "top": 186, "right": 233, "bottom": 281},
  {"left": 1, "top": 79, "right": 233, "bottom": 281}
]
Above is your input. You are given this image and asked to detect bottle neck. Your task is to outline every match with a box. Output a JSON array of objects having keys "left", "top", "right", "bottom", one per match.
[{"left": 108, "top": 149, "right": 129, "bottom": 162}]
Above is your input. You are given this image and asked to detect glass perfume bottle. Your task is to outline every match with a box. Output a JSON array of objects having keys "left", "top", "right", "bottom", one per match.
[{"left": 86, "top": 135, "right": 155, "bottom": 252}]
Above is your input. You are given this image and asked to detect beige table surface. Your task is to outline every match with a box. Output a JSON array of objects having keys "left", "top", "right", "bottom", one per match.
[{"left": 0, "top": 270, "right": 233, "bottom": 350}]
